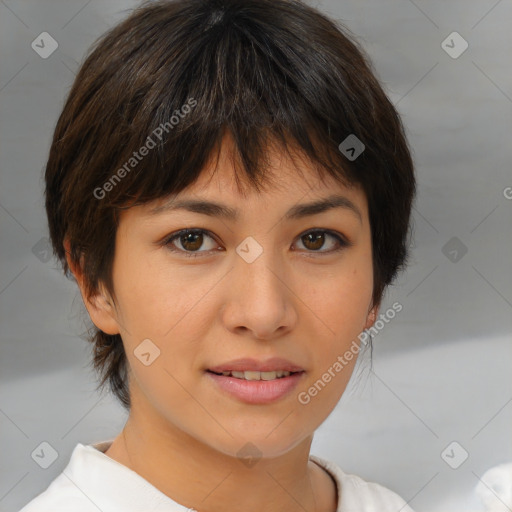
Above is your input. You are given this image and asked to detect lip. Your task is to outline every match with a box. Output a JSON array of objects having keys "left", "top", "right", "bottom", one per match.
[
  {"left": 206, "top": 371, "right": 305, "bottom": 404},
  {"left": 207, "top": 357, "right": 305, "bottom": 373}
]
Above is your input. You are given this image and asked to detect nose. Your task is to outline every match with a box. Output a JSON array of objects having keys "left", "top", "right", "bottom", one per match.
[{"left": 220, "top": 241, "right": 298, "bottom": 339}]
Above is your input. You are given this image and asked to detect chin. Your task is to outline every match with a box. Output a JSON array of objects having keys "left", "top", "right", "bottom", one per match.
[{"left": 197, "top": 422, "right": 312, "bottom": 462}]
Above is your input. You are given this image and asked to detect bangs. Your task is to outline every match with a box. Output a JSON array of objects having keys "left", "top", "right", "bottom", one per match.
[{"left": 80, "top": 0, "right": 368, "bottom": 211}]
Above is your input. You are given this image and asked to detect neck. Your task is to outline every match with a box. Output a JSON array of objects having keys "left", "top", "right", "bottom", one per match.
[{"left": 104, "top": 410, "right": 335, "bottom": 512}]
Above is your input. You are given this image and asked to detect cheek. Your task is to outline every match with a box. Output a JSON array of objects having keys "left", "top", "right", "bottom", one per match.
[
  {"left": 298, "top": 256, "right": 373, "bottom": 396},
  {"left": 111, "top": 248, "right": 186, "bottom": 334},
  {"left": 297, "top": 269, "right": 372, "bottom": 413},
  {"left": 116, "top": 265, "right": 210, "bottom": 419},
  {"left": 302, "top": 259, "right": 373, "bottom": 334},
  {"left": 112, "top": 251, "right": 221, "bottom": 379}
]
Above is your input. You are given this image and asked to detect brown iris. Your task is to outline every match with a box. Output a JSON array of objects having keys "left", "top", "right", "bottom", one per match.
[
  {"left": 301, "top": 231, "right": 325, "bottom": 251},
  {"left": 180, "top": 232, "right": 204, "bottom": 251}
]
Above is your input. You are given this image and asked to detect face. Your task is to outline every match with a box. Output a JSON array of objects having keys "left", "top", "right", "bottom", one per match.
[{"left": 80, "top": 134, "right": 378, "bottom": 459}]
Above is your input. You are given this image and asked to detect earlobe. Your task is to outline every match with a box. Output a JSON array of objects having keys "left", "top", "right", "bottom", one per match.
[
  {"left": 364, "top": 304, "right": 379, "bottom": 331},
  {"left": 87, "top": 293, "right": 121, "bottom": 336},
  {"left": 63, "top": 238, "right": 120, "bottom": 336}
]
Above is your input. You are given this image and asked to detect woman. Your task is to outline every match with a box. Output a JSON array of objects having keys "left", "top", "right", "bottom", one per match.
[{"left": 20, "top": 0, "right": 416, "bottom": 510}]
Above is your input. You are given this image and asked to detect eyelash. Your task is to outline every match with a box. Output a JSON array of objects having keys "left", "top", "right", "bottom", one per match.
[{"left": 162, "top": 228, "right": 351, "bottom": 258}]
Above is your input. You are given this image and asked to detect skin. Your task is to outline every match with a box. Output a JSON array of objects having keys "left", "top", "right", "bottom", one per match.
[{"left": 67, "top": 133, "right": 379, "bottom": 512}]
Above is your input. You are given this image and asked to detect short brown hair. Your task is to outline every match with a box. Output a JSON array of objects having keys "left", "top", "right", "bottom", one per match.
[{"left": 45, "top": 0, "right": 416, "bottom": 411}]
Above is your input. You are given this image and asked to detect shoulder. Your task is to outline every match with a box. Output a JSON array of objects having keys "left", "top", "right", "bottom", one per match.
[
  {"left": 17, "top": 440, "right": 180, "bottom": 512},
  {"left": 18, "top": 472, "right": 93, "bottom": 512},
  {"left": 18, "top": 442, "right": 108, "bottom": 512},
  {"left": 309, "top": 455, "right": 415, "bottom": 512}
]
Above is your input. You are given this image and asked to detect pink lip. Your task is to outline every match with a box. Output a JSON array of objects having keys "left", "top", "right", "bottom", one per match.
[
  {"left": 206, "top": 371, "right": 305, "bottom": 404},
  {"left": 207, "top": 357, "right": 304, "bottom": 373}
]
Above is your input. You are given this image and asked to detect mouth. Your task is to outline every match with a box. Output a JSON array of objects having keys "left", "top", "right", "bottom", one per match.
[
  {"left": 206, "top": 369, "right": 304, "bottom": 380},
  {"left": 205, "top": 369, "right": 306, "bottom": 404},
  {"left": 205, "top": 357, "right": 306, "bottom": 404}
]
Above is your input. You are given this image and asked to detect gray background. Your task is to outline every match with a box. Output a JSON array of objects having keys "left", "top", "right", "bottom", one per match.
[{"left": 1, "top": 0, "right": 511, "bottom": 511}]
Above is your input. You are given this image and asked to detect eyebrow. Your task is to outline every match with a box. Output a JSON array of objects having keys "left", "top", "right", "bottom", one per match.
[{"left": 149, "top": 194, "right": 362, "bottom": 223}]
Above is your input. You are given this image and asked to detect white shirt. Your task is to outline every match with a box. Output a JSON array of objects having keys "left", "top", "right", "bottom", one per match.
[{"left": 19, "top": 440, "right": 414, "bottom": 512}]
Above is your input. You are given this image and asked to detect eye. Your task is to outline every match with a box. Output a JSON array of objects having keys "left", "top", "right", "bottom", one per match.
[
  {"left": 294, "top": 229, "right": 350, "bottom": 254},
  {"left": 162, "top": 228, "right": 350, "bottom": 258},
  {"left": 164, "top": 229, "right": 220, "bottom": 257}
]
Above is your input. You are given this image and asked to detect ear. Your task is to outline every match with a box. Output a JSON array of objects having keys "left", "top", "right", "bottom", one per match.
[
  {"left": 363, "top": 302, "right": 379, "bottom": 331},
  {"left": 64, "top": 238, "right": 120, "bottom": 336}
]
